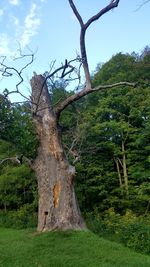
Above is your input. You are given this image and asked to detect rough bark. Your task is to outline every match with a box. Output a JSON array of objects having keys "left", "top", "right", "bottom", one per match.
[{"left": 31, "top": 74, "right": 85, "bottom": 231}]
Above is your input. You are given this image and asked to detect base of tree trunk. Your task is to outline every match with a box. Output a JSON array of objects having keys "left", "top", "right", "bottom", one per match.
[
  {"left": 38, "top": 220, "right": 86, "bottom": 232},
  {"left": 37, "top": 184, "right": 86, "bottom": 232},
  {"left": 34, "top": 145, "right": 86, "bottom": 233}
]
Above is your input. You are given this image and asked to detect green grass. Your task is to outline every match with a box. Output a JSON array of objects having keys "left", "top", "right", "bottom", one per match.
[{"left": 0, "top": 228, "right": 150, "bottom": 267}]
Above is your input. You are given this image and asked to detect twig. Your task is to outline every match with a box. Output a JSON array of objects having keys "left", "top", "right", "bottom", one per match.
[
  {"left": 135, "top": 0, "right": 150, "bottom": 11},
  {"left": 33, "top": 57, "right": 81, "bottom": 114},
  {"left": 0, "top": 50, "right": 34, "bottom": 100}
]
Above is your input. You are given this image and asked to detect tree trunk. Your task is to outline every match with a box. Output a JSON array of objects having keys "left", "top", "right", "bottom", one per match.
[
  {"left": 115, "top": 158, "right": 123, "bottom": 192},
  {"left": 31, "top": 74, "right": 85, "bottom": 231},
  {"left": 122, "top": 141, "right": 129, "bottom": 196}
]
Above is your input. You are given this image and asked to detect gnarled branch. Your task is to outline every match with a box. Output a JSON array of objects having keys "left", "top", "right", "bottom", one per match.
[
  {"left": 0, "top": 50, "right": 34, "bottom": 101},
  {"left": 55, "top": 81, "right": 136, "bottom": 118}
]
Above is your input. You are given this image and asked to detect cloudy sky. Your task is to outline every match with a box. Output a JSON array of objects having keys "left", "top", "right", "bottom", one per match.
[
  {"left": 0, "top": 0, "right": 149, "bottom": 99},
  {"left": 0, "top": 0, "right": 42, "bottom": 55}
]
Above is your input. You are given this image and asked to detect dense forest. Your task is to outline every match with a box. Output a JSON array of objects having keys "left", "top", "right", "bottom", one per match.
[{"left": 1, "top": 47, "right": 150, "bottom": 252}]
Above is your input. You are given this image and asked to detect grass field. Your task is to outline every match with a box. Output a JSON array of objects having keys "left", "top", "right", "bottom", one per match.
[{"left": 0, "top": 228, "right": 150, "bottom": 267}]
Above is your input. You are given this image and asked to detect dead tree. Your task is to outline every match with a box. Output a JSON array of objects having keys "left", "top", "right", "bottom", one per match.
[
  {"left": 30, "top": 0, "right": 136, "bottom": 232},
  {"left": 1, "top": 0, "right": 135, "bottom": 231}
]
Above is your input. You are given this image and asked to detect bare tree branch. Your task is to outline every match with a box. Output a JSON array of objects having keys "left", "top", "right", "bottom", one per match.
[
  {"left": 85, "top": 1, "right": 120, "bottom": 29},
  {"left": 135, "top": 0, "right": 150, "bottom": 10},
  {"left": 0, "top": 50, "right": 34, "bottom": 101},
  {"left": 68, "top": 0, "right": 84, "bottom": 27},
  {"left": 64, "top": 139, "right": 81, "bottom": 163},
  {"left": 55, "top": 81, "right": 136, "bottom": 118},
  {"left": 32, "top": 57, "right": 81, "bottom": 114},
  {"left": 0, "top": 157, "right": 21, "bottom": 165},
  {"left": 68, "top": 0, "right": 120, "bottom": 90},
  {"left": 0, "top": 155, "right": 32, "bottom": 167},
  {"left": 54, "top": 0, "right": 137, "bottom": 120}
]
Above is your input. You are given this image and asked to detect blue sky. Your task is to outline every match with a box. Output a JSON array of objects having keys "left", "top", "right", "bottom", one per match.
[{"left": 0, "top": 0, "right": 149, "bottom": 99}]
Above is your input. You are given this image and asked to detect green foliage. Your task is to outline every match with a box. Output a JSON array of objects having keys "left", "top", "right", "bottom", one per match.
[
  {"left": 0, "top": 101, "right": 38, "bottom": 218},
  {"left": 7, "top": 105, "right": 38, "bottom": 158},
  {"left": 0, "top": 102, "right": 38, "bottom": 158},
  {"left": 86, "top": 209, "right": 150, "bottom": 255},
  {"left": 0, "top": 205, "right": 37, "bottom": 229},
  {"left": 121, "top": 222, "right": 150, "bottom": 254},
  {"left": 0, "top": 139, "right": 16, "bottom": 160},
  {"left": 73, "top": 48, "right": 150, "bottom": 215},
  {"left": 0, "top": 163, "right": 37, "bottom": 211},
  {"left": 0, "top": 139, "right": 37, "bottom": 220},
  {"left": 0, "top": 97, "right": 13, "bottom": 140}
]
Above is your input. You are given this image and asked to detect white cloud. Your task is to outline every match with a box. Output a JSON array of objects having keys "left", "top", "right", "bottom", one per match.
[
  {"left": 20, "top": 3, "right": 40, "bottom": 48},
  {"left": 0, "top": 2, "right": 42, "bottom": 56},
  {"left": 9, "top": 0, "right": 20, "bottom": 6},
  {"left": 0, "top": 34, "right": 11, "bottom": 56}
]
